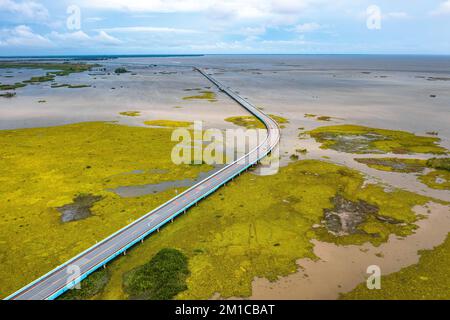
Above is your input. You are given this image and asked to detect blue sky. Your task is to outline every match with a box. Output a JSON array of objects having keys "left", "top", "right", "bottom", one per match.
[{"left": 0, "top": 0, "right": 450, "bottom": 56}]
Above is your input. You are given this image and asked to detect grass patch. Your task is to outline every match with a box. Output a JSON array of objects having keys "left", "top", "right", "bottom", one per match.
[
  {"left": 182, "top": 90, "right": 217, "bottom": 102},
  {"left": 58, "top": 269, "right": 110, "bottom": 300},
  {"left": 0, "top": 122, "right": 213, "bottom": 298},
  {"left": 23, "top": 75, "right": 55, "bottom": 83},
  {"left": 309, "top": 125, "right": 447, "bottom": 154},
  {"left": 144, "top": 120, "right": 193, "bottom": 128},
  {"left": 0, "top": 83, "right": 26, "bottom": 90},
  {"left": 51, "top": 84, "right": 91, "bottom": 89},
  {"left": 426, "top": 158, "right": 450, "bottom": 171},
  {"left": 119, "top": 111, "right": 141, "bottom": 117},
  {"left": 115, "top": 67, "right": 129, "bottom": 74},
  {"left": 93, "top": 160, "right": 433, "bottom": 300},
  {"left": 0, "top": 62, "right": 97, "bottom": 92},
  {"left": 419, "top": 170, "right": 450, "bottom": 190},
  {"left": 225, "top": 114, "right": 288, "bottom": 129},
  {"left": 342, "top": 234, "right": 450, "bottom": 299},
  {"left": 123, "top": 248, "right": 189, "bottom": 300},
  {"left": 0, "top": 62, "right": 97, "bottom": 75}
]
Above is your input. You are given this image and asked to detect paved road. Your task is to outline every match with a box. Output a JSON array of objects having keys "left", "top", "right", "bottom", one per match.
[{"left": 6, "top": 67, "right": 281, "bottom": 300}]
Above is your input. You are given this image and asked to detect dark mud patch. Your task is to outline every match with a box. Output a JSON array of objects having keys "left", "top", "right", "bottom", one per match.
[
  {"left": 355, "top": 158, "right": 426, "bottom": 173},
  {"left": 323, "top": 195, "right": 379, "bottom": 236},
  {"left": 57, "top": 194, "right": 103, "bottom": 223},
  {"left": 322, "top": 195, "right": 403, "bottom": 237},
  {"left": 316, "top": 132, "right": 386, "bottom": 153}
]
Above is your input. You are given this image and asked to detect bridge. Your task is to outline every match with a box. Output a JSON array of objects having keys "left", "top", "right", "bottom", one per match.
[{"left": 5, "top": 66, "right": 281, "bottom": 300}]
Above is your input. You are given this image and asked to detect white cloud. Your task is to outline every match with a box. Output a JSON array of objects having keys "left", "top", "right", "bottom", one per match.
[
  {"left": 95, "top": 30, "right": 122, "bottom": 44},
  {"left": 384, "top": 12, "right": 410, "bottom": 19},
  {"left": 98, "top": 26, "right": 202, "bottom": 34},
  {"left": 81, "top": 0, "right": 321, "bottom": 25},
  {"left": 0, "top": 25, "right": 53, "bottom": 47},
  {"left": 431, "top": 0, "right": 450, "bottom": 15},
  {"left": 239, "top": 26, "right": 266, "bottom": 37},
  {"left": 49, "top": 30, "right": 122, "bottom": 46},
  {"left": 293, "top": 22, "right": 321, "bottom": 33},
  {"left": 0, "top": 0, "right": 49, "bottom": 20},
  {"left": 85, "top": 17, "right": 104, "bottom": 22}
]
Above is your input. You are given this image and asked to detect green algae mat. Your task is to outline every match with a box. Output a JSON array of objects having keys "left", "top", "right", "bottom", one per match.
[
  {"left": 69, "top": 160, "right": 436, "bottom": 300},
  {"left": 309, "top": 125, "right": 447, "bottom": 154},
  {"left": 0, "top": 122, "right": 212, "bottom": 298},
  {"left": 1, "top": 121, "right": 447, "bottom": 300}
]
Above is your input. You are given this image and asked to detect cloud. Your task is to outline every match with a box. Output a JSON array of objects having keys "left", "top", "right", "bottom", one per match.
[
  {"left": 98, "top": 26, "right": 202, "bottom": 34},
  {"left": 293, "top": 22, "right": 321, "bottom": 33},
  {"left": 49, "top": 30, "right": 122, "bottom": 46},
  {"left": 81, "top": 0, "right": 321, "bottom": 25},
  {"left": 239, "top": 26, "right": 266, "bottom": 37},
  {"left": 0, "top": 25, "right": 53, "bottom": 47},
  {"left": 85, "top": 17, "right": 104, "bottom": 23},
  {"left": 384, "top": 12, "right": 410, "bottom": 19},
  {"left": 431, "top": 0, "right": 450, "bottom": 15},
  {"left": 0, "top": 0, "right": 49, "bottom": 20}
]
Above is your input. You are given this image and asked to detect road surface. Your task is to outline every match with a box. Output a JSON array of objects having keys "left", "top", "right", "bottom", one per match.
[{"left": 6, "top": 67, "right": 281, "bottom": 300}]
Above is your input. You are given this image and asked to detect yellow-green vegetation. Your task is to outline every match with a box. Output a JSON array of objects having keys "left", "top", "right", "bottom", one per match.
[
  {"left": 422, "top": 158, "right": 450, "bottom": 189},
  {"left": 420, "top": 170, "right": 450, "bottom": 190},
  {"left": 0, "top": 82, "right": 26, "bottom": 90},
  {"left": 119, "top": 111, "right": 141, "bottom": 117},
  {"left": 317, "top": 116, "right": 332, "bottom": 121},
  {"left": 426, "top": 157, "right": 450, "bottom": 171},
  {"left": 0, "top": 62, "right": 96, "bottom": 75},
  {"left": 59, "top": 269, "right": 110, "bottom": 300},
  {"left": 182, "top": 90, "right": 217, "bottom": 102},
  {"left": 309, "top": 125, "right": 447, "bottom": 154},
  {"left": 123, "top": 248, "right": 189, "bottom": 300},
  {"left": 225, "top": 116, "right": 265, "bottom": 129},
  {"left": 342, "top": 233, "right": 450, "bottom": 300},
  {"left": 23, "top": 75, "right": 55, "bottom": 83},
  {"left": 304, "top": 113, "right": 317, "bottom": 118},
  {"left": 51, "top": 84, "right": 91, "bottom": 89},
  {"left": 225, "top": 114, "right": 288, "bottom": 129},
  {"left": 355, "top": 158, "right": 427, "bottom": 173},
  {"left": 90, "top": 160, "right": 432, "bottom": 300},
  {"left": 0, "top": 122, "right": 213, "bottom": 298},
  {"left": 144, "top": 120, "right": 193, "bottom": 128},
  {"left": 114, "top": 67, "right": 129, "bottom": 74},
  {"left": 0, "top": 62, "right": 97, "bottom": 90}
]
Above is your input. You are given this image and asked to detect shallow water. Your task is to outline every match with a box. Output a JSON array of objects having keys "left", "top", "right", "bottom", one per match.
[
  {"left": 111, "top": 166, "right": 224, "bottom": 198},
  {"left": 250, "top": 203, "right": 450, "bottom": 300},
  {"left": 1, "top": 55, "right": 449, "bottom": 299}
]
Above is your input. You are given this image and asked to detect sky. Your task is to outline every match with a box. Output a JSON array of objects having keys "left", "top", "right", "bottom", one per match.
[{"left": 0, "top": 0, "right": 450, "bottom": 56}]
